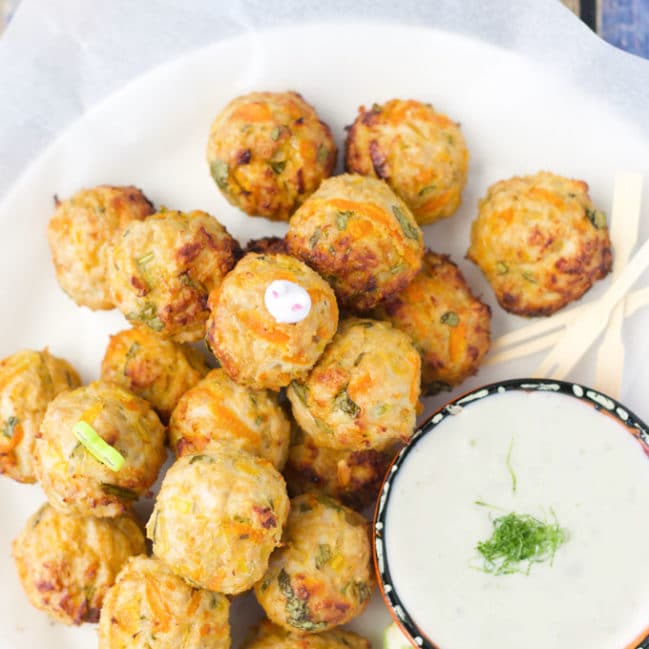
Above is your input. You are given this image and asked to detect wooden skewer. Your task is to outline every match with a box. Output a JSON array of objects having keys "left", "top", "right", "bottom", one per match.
[
  {"left": 486, "top": 286, "right": 649, "bottom": 366},
  {"left": 593, "top": 173, "right": 643, "bottom": 398},
  {"left": 535, "top": 219, "right": 649, "bottom": 380}
]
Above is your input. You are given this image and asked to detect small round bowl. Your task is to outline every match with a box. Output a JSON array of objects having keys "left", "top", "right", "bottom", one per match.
[{"left": 373, "top": 378, "right": 649, "bottom": 649}]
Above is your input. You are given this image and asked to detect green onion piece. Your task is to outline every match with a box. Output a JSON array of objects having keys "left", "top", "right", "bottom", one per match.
[
  {"left": 506, "top": 436, "right": 517, "bottom": 494},
  {"left": 418, "top": 184, "right": 437, "bottom": 197},
  {"left": 100, "top": 483, "right": 138, "bottom": 501},
  {"left": 440, "top": 311, "right": 459, "bottom": 327},
  {"left": 391, "top": 205, "right": 420, "bottom": 241},
  {"left": 308, "top": 228, "right": 322, "bottom": 249},
  {"left": 269, "top": 160, "right": 286, "bottom": 174},
  {"left": 136, "top": 251, "right": 154, "bottom": 267},
  {"left": 210, "top": 159, "right": 229, "bottom": 190},
  {"left": 73, "top": 421, "right": 125, "bottom": 471},
  {"left": 271, "top": 126, "right": 281, "bottom": 141},
  {"left": 2, "top": 416, "right": 19, "bottom": 439},
  {"left": 316, "top": 144, "right": 329, "bottom": 165},
  {"left": 336, "top": 210, "right": 353, "bottom": 230}
]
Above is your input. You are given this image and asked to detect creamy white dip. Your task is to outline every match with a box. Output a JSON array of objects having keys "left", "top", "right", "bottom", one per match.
[{"left": 385, "top": 390, "right": 649, "bottom": 649}]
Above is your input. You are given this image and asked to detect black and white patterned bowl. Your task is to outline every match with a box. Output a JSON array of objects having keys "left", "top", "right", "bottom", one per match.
[{"left": 372, "top": 378, "right": 649, "bottom": 649}]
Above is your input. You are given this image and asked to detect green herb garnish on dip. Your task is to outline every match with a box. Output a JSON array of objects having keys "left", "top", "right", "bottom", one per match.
[{"left": 476, "top": 510, "right": 568, "bottom": 575}]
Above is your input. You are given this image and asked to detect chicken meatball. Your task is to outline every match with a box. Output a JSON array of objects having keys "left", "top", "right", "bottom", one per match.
[
  {"left": 207, "top": 253, "right": 338, "bottom": 390},
  {"left": 254, "top": 493, "right": 374, "bottom": 633},
  {"left": 147, "top": 449, "right": 289, "bottom": 594},
  {"left": 287, "top": 318, "right": 420, "bottom": 451},
  {"left": 206, "top": 91, "right": 336, "bottom": 221},
  {"left": 244, "top": 236, "right": 289, "bottom": 256},
  {"left": 284, "top": 427, "right": 399, "bottom": 511},
  {"left": 374, "top": 251, "right": 491, "bottom": 394},
  {"left": 101, "top": 327, "right": 209, "bottom": 422},
  {"left": 467, "top": 171, "right": 613, "bottom": 316},
  {"left": 108, "top": 209, "right": 240, "bottom": 342},
  {"left": 98, "top": 556, "right": 230, "bottom": 649},
  {"left": 47, "top": 185, "right": 154, "bottom": 309},
  {"left": 345, "top": 99, "right": 469, "bottom": 225},
  {"left": 243, "top": 619, "right": 370, "bottom": 649},
  {"left": 35, "top": 381, "right": 166, "bottom": 518},
  {"left": 0, "top": 349, "right": 80, "bottom": 483},
  {"left": 169, "top": 368, "right": 291, "bottom": 470},
  {"left": 12, "top": 504, "right": 145, "bottom": 625},
  {"left": 286, "top": 174, "right": 424, "bottom": 311}
]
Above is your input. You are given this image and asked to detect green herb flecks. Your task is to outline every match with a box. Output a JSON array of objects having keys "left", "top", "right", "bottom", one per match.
[
  {"left": 290, "top": 381, "right": 309, "bottom": 406},
  {"left": 130, "top": 303, "right": 163, "bottom": 332},
  {"left": 210, "top": 160, "right": 229, "bottom": 190},
  {"left": 476, "top": 511, "right": 568, "bottom": 575},
  {"left": 100, "top": 483, "right": 138, "bottom": 501},
  {"left": 314, "top": 417, "right": 335, "bottom": 436},
  {"left": 496, "top": 261, "right": 509, "bottom": 275},
  {"left": 521, "top": 271, "right": 537, "bottom": 284},
  {"left": 506, "top": 436, "right": 517, "bottom": 494},
  {"left": 317, "top": 144, "right": 329, "bottom": 165},
  {"left": 271, "top": 126, "right": 281, "bottom": 141},
  {"left": 585, "top": 207, "right": 607, "bottom": 229},
  {"left": 418, "top": 184, "right": 436, "bottom": 197},
  {"left": 178, "top": 270, "right": 201, "bottom": 293},
  {"left": 334, "top": 388, "right": 360, "bottom": 417},
  {"left": 344, "top": 580, "right": 372, "bottom": 603},
  {"left": 309, "top": 228, "right": 322, "bottom": 249},
  {"left": 136, "top": 251, "right": 154, "bottom": 268},
  {"left": 392, "top": 205, "right": 420, "bottom": 241},
  {"left": 269, "top": 160, "right": 286, "bottom": 175},
  {"left": 2, "top": 416, "right": 19, "bottom": 439},
  {"left": 336, "top": 210, "right": 353, "bottom": 230},
  {"left": 278, "top": 569, "right": 327, "bottom": 632},
  {"left": 189, "top": 454, "right": 216, "bottom": 465},
  {"left": 390, "top": 263, "right": 407, "bottom": 275},
  {"left": 440, "top": 311, "right": 459, "bottom": 327},
  {"left": 371, "top": 103, "right": 382, "bottom": 113},
  {"left": 315, "top": 544, "right": 331, "bottom": 570}
]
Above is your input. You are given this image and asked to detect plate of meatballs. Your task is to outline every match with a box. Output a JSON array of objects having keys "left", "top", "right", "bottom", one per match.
[{"left": 0, "top": 20, "right": 647, "bottom": 649}]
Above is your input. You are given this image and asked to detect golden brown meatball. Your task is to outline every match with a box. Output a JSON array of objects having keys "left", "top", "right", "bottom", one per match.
[
  {"left": 243, "top": 619, "right": 370, "bottom": 649},
  {"left": 12, "top": 503, "right": 145, "bottom": 625},
  {"left": 254, "top": 493, "right": 374, "bottom": 633},
  {"left": 245, "top": 236, "right": 289, "bottom": 256},
  {"left": 0, "top": 349, "right": 80, "bottom": 483},
  {"left": 147, "top": 449, "right": 289, "bottom": 594},
  {"left": 345, "top": 99, "right": 469, "bottom": 225},
  {"left": 287, "top": 318, "right": 420, "bottom": 451},
  {"left": 286, "top": 174, "right": 424, "bottom": 311},
  {"left": 35, "top": 381, "right": 166, "bottom": 518},
  {"left": 374, "top": 251, "right": 491, "bottom": 394},
  {"left": 207, "top": 253, "right": 338, "bottom": 390},
  {"left": 284, "top": 426, "right": 399, "bottom": 511},
  {"left": 47, "top": 185, "right": 154, "bottom": 309},
  {"left": 169, "top": 368, "right": 290, "bottom": 470},
  {"left": 98, "top": 556, "right": 230, "bottom": 649},
  {"left": 467, "top": 171, "right": 613, "bottom": 316},
  {"left": 206, "top": 91, "right": 337, "bottom": 222},
  {"left": 101, "top": 327, "right": 209, "bottom": 422},
  {"left": 108, "top": 209, "right": 240, "bottom": 342}
]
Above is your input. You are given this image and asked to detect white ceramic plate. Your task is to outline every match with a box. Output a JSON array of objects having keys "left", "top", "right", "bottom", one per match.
[{"left": 1, "top": 22, "right": 649, "bottom": 649}]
